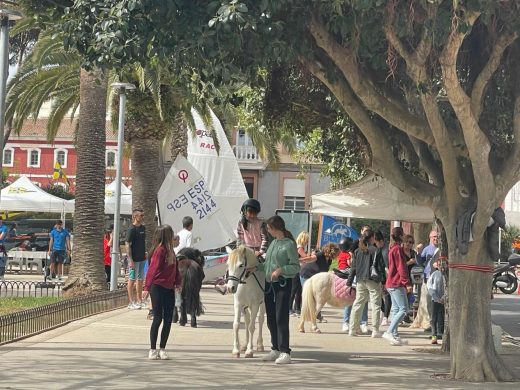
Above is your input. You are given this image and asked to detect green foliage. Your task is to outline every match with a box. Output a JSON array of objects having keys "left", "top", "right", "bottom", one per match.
[
  {"left": 41, "top": 184, "right": 75, "bottom": 200},
  {"left": 499, "top": 224, "right": 520, "bottom": 262}
]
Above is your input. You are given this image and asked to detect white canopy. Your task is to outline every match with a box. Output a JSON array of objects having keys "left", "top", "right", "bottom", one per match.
[
  {"left": 66, "top": 180, "right": 133, "bottom": 215},
  {"left": 104, "top": 181, "right": 133, "bottom": 215},
  {"left": 311, "top": 174, "right": 435, "bottom": 223},
  {"left": 0, "top": 176, "right": 74, "bottom": 213}
]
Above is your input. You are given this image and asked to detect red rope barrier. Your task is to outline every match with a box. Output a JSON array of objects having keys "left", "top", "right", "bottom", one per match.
[{"left": 448, "top": 263, "right": 494, "bottom": 273}]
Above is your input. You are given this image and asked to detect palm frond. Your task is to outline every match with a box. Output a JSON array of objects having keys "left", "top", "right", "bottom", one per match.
[{"left": 47, "top": 92, "right": 79, "bottom": 142}]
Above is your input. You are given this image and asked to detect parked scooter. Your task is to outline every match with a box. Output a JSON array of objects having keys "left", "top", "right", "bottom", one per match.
[{"left": 493, "top": 253, "right": 520, "bottom": 294}]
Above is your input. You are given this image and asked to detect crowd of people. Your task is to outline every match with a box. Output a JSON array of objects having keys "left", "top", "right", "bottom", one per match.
[{"left": 119, "top": 198, "right": 445, "bottom": 362}]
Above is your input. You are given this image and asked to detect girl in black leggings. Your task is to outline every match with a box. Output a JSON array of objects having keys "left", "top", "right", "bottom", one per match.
[{"left": 143, "top": 225, "right": 181, "bottom": 360}]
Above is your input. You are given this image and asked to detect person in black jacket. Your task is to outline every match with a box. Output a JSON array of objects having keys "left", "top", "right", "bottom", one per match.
[{"left": 347, "top": 230, "right": 384, "bottom": 338}]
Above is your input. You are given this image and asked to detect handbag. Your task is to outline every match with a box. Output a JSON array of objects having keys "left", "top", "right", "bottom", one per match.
[{"left": 369, "top": 264, "right": 380, "bottom": 282}]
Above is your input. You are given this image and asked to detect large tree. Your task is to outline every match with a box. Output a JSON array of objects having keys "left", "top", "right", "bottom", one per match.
[{"left": 30, "top": 0, "right": 520, "bottom": 381}]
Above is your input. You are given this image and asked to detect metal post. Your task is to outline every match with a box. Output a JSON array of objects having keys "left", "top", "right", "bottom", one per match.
[
  {"left": 0, "top": 9, "right": 22, "bottom": 204},
  {"left": 110, "top": 83, "right": 135, "bottom": 291}
]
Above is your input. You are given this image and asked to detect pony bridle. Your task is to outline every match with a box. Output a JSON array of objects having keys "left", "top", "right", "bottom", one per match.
[{"left": 227, "top": 254, "right": 253, "bottom": 285}]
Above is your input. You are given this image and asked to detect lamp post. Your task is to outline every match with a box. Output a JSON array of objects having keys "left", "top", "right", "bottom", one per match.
[
  {"left": 0, "top": 8, "right": 22, "bottom": 203},
  {"left": 110, "top": 82, "right": 136, "bottom": 291}
]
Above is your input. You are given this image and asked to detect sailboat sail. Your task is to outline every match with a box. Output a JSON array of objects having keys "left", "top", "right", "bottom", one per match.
[
  {"left": 187, "top": 108, "right": 249, "bottom": 235},
  {"left": 157, "top": 155, "right": 237, "bottom": 252}
]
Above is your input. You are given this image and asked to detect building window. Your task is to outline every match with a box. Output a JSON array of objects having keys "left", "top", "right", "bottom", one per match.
[
  {"left": 236, "top": 129, "right": 253, "bottom": 146},
  {"left": 3, "top": 148, "right": 14, "bottom": 167},
  {"left": 106, "top": 150, "right": 116, "bottom": 169},
  {"left": 54, "top": 149, "right": 68, "bottom": 168},
  {"left": 27, "top": 149, "right": 41, "bottom": 168},
  {"left": 283, "top": 196, "right": 306, "bottom": 211},
  {"left": 283, "top": 178, "right": 306, "bottom": 210}
]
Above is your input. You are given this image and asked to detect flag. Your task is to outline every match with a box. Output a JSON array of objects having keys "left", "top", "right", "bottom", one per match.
[{"left": 53, "top": 161, "right": 71, "bottom": 186}]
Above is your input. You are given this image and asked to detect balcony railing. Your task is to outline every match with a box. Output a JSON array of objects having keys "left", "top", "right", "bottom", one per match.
[{"left": 233, "top": 145, "right": 262, "bottom": 163}]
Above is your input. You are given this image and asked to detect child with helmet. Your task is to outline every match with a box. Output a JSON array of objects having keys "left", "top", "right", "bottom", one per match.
[
  {"left": 214, "top": 198, "right": 268, "bottom": 294},
  {"left": 236, "top": 198, "right": 268, "bottom": 257}
]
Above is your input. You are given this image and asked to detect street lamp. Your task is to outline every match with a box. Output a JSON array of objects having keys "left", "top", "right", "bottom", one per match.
[
  {"left": 0, "top": 8, "right": 22, "bottom": 203},
  {"left": 110, "top": 82, "right": 136, "bottom": 291}
]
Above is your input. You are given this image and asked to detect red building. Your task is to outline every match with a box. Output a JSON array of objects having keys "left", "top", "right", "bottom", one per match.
[{"left": 3, "top": 118, "right": 132, "bottom": 190}]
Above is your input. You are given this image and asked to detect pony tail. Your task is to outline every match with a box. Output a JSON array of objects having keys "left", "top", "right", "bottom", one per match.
[
  {"left": 284, "top": 228, "right": 295, "bottom": 242},
  {"left": 241, "top": 213, "right": 249, "bottom": 230}
]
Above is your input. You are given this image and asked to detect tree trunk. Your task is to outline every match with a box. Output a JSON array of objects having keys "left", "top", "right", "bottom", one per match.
[
  {"left": 413, "top": 223, "right": 431, "bottom": 247},
  {"left": 63, "top": 68, "right": 108, "bottom": 296},
  {"left": 131, "top": 138, "right": 161, "bottom": 252},
  {"left": 170, "top": 115, "right": 188, "bottom": 162},
  {"left": 448, "top": 240, "right": 515, "bottom": 381}
]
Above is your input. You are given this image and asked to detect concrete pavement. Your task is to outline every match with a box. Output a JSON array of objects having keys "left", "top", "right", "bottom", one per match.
[{"left": 1, "top": 286, "right": 519, "bottom": 389}]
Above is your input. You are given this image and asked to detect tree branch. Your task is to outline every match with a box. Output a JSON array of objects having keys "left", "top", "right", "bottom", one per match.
[
  {"left": 384, "top": 13, "right": 462, "bottom": 213},
  {"left": 471, "top": 32, "right": 518, "bottom": 120},
  {"left": 440, "top": 11, "right": 494, "bottom": 237},
  {"left": 307, "top": 14, "right": 434, "bottom": 145},
  {"left": 409, "top": 137, "right": 444, "bottom": 186},
  {"left": 300, "top": 56, "right": 440, "bottom": 206}
]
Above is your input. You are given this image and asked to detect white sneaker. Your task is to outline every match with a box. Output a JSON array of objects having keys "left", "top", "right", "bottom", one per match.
[
  {"left": 139, "top": 301, "right": 148, "bottom": 309},
  {"left": 128, "top": 302, "right": 140, "bottom": 310},
  {"left": 382, "top": 332, "right": 402, "bottom": 346},
  {"left": 395, "top": 336, "right": 408, "bottom": 345},
  {"left": 371, "top": 330, "right": 382, "bottom": 338},
  {"left": 361, "top": 323, "right": 369, "bottom": 334},
  {"left": 262, "top": 350, "right": 281, "bottom": 362},
  {"left": 381, "top": 317, "right": 388, "bottom": 326},
  {"left": 275, "top": 352, "right": 291, "bottom": 364},
  {"left": 148, "top": 349, "right": 159, "bottom": 360},
  {"left": 159, "top": 349, "right": 169, "bottom": 360},
  {"left": 341, "top": 322, "right": 349, "bottom": 333}
]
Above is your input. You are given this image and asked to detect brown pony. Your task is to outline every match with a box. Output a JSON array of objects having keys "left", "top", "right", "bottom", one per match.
[{"left": 173, "top": 247, "right": 205, "bottom": 327}]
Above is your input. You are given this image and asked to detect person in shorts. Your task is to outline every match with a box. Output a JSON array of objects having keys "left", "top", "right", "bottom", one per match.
[
  {"left": 47, "top": 220, "right": 71, "bottom": 281},
  {"left": 126, "top": 209, "right": 146, "bottom": 309}
]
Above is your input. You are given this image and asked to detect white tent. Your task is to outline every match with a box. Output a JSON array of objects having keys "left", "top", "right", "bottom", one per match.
[
  {"left": 0, "top": 175, "right": 74, "bottom": 213},
  {"left": 311, "top": 174, "right": 435, "bottom": 223},
  {"left": 66, "top": 180, "right": 133, "bottom": 215},
  {"left": 104, "top": 181, "right": 132, "bottom": 215}
]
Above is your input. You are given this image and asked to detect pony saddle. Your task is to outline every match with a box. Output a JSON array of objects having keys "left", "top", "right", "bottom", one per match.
[{"left": 333, "top": 268, "right": 350, "bottom": 279}]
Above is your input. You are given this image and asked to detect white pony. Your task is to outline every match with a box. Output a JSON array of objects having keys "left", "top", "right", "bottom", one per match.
[
  {"left": 226, "top": 246, "right": 265, "bottom": 358},
  {"left": 299, "top": 272, "right": 355, "bottom": 333}
]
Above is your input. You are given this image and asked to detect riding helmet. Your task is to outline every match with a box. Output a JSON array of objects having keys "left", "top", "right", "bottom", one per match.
[
  {"left": 242, "top": 198, "right": 261, "bottom": 213},
  {"left": 339, "top": 236, "right": 353, "bottom": 252}
]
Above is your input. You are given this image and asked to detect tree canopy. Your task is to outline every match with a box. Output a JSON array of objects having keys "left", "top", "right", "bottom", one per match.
[{"left": 16, "top": 0, "right": 520, "bottom": 382}]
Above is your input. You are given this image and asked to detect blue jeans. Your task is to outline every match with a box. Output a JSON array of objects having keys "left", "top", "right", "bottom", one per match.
[
  {"left": 344, "top": 301, "right": 368, "bottom": 324},
  {"left": 387, "top": 287, "right": 408, "bottom": 337}
]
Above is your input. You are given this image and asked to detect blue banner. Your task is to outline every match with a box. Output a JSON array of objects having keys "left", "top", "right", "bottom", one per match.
[{"left": 319, "top": 215, "right": 359, "bottom": 247}]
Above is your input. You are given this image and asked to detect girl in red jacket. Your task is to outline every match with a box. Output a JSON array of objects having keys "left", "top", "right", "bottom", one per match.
[
  {"left": 143, "top": 225, "right": 182, "bottom": 360},
  {"left": 383, "top": 227, "right": 412, "bottom": 346}
]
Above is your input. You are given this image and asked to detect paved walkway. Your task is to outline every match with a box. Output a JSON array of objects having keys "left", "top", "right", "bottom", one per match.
[{"left": 1, "top": 287, "right": 519, "bottom": 389}]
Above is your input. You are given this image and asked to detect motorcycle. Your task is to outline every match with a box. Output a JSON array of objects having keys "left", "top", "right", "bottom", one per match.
[{"left": 493, "top": 253, "right": 520, "bottom": 294}]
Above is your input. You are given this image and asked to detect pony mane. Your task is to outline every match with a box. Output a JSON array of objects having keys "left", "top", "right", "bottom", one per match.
[{"left": 228, "top": 245, "right": 257, "bottom": 268}]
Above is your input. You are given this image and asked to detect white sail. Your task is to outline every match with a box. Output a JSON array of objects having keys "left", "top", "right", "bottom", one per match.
[
  {"left": 157, "top": 155, "right": 237, "bottom": 252},
  {"left": 187, "top": 108, "right": 249, "bottom": 236}
]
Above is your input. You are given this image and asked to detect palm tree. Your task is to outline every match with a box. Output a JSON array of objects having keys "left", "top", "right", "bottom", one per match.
[
  {"left": 65, "top": 67, "right": 108, "bottom": 295},
  {"left": 5, "top": 24, "right": 107, "bottom": 295}
]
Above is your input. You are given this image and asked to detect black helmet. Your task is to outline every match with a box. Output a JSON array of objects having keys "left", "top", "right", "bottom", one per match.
[
  {"left": 339, "top": 236, "right": 353, "bottom": 252},
  {"left": 242, "top": 198, "right": 261, "bottom": 213}
]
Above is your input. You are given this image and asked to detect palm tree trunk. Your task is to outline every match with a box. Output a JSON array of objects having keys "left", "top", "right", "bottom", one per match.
[
  {"left": 170, "top": 115, "right": 188, "bottom": 161},
  {"left": 63, "top": 67, "right": 108, "bottom": 296},
  {"left": 131, "top": 138, "right": 161, "bottom": 252}
]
